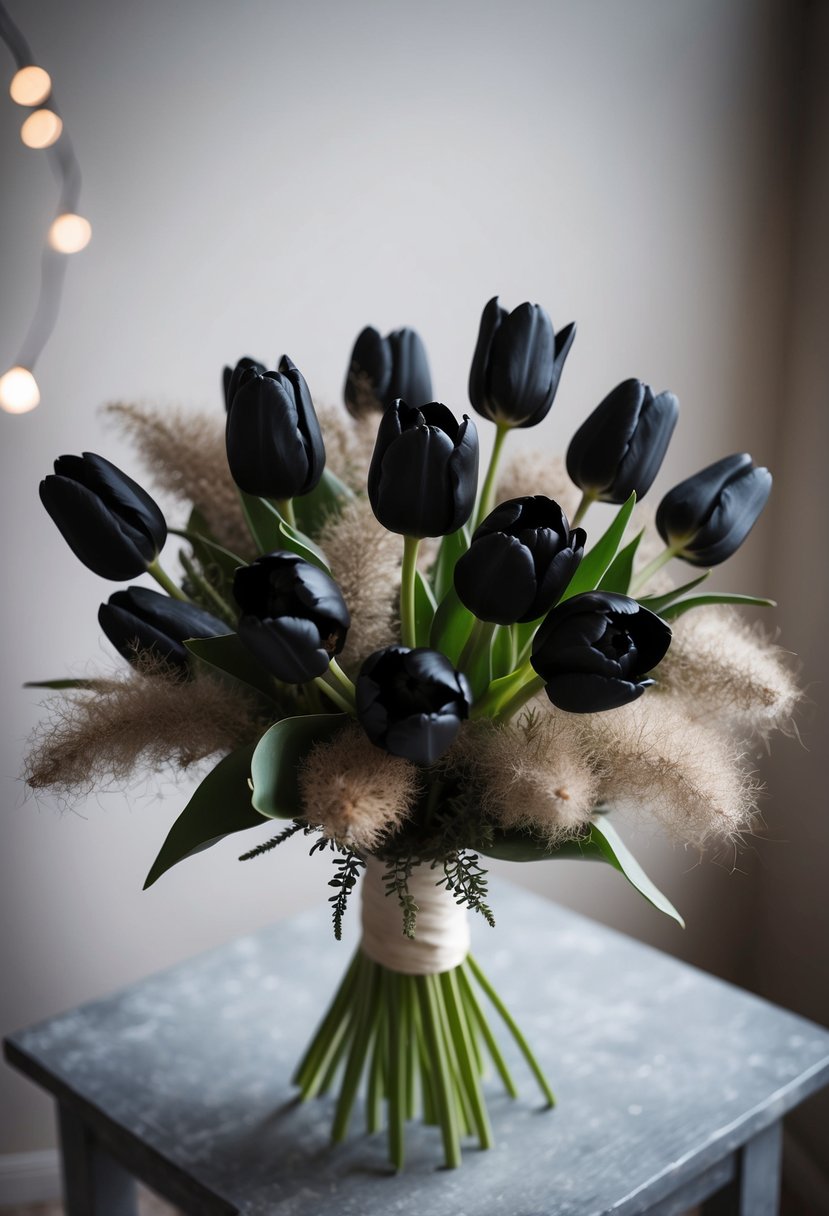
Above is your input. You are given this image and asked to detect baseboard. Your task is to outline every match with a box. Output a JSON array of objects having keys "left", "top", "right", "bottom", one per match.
[{"left": 0, "top": 1149, "right": 61, "bottom": 1208}]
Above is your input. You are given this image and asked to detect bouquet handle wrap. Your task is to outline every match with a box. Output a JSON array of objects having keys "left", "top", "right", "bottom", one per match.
[{"left": 360, "top": 856, "right": 471, "bottom": 975}]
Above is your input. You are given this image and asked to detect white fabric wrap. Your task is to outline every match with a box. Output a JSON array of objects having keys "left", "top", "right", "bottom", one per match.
[{"left": 360, "top": 856, "right": 470, "bottom": 975}]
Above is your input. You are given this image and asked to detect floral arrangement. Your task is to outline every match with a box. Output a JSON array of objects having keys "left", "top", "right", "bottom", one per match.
[{"left": 25, "top": 297, "right": 798, "bottom": 1170}]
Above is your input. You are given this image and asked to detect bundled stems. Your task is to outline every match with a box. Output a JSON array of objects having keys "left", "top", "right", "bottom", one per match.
[
  {"left": 475, "top": 422, "right": 509, "bottom": 529},
  {"left": 294, "top": 948, "right": 554, "bottom": 1170},
  {"left": 400, "top": 535, "right": 421, "bottom": 648}
]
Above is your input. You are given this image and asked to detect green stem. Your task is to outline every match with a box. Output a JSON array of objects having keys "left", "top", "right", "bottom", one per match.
[
  {"left": 388, "top": 971, "right": 408, "bottom": 1169},
  {"left": 400, "top": 535, "right": 421, "bottom": 648},
  {"left": 147, "top": 559, "right": 190, "bottom": 601},
  {"left": 441, "top": 969, "right": 494, "bottom": 1149},
  {"left": 276, "top": 498, "right": 297, "bottom": 529},
  {"left": 417, "top": 975, "right": 462, "bottom": 1168},
  {"left": 328, "top": 658, "right": 356, "bottom": 700},
  {"left": 571, "top": 490, "right": 595, "bottom": 528},
  {"left": 294, "top": 952, "right": 362, "bottom": 1092},
  {"left": 467, "top": 954, "right": 555, "bottom": 1107},
  {"left": 457, "top": 617, "right": 497, "bottom": 678},
  {"left": 475, "top": 422, "right": 510, "bottom": 530},
  {"left": 629, "top": 545, "right": 679, "bottom": 597},
  {"left": 494, "top": 674, "right": 546, "bottom": 723},
  {"left": 332, "top": 957, "right": 380, "bottom": 1141},
  {"left": 178, "top": 551, "right": 237, "bottom": 625},
  {"left": 472, "top": 660, "right": 536, "bottom": 719},
  {"left": 313, "top": 672, "right": 354, "bottom": 714},
  {"left": 457, "top": 964, "right": 518, "bottom": 1098}
]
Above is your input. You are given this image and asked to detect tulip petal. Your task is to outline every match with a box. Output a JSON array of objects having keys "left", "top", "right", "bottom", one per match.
[
  {"left": 468, "top": 296, "right": 504, "bottom": 419},
  {"left": 385, "top": 710, "right": 463, "bottom": 766},
  {"left": 521, "top": 320, "right": 577, "bottom": 428},
  {"left": 279, "top": 355, "right": 326, "bottom": 494},
  {"left": 98, "top": 601, "right": 191, "bottom": 670},
  {"left": 544, "top": 672, "right": 650, "bottom": 713},
  {"left": 489, "top": 303, "right": 555, "bottom": 425},
  {"left": 681, "top": 466, "right": 772, "bottom": 566},
  {"left": 390, "top": 329, "right": 432, "bottom": 408},
  {"left": 446, "top": 415, "right": 480, "bottom": 534},
  {"left": 238, "top": 614, "right": 330, "bottom": 683},
  {"left": 656, "top": 453, "right": 754, "bottom": 545},
  {"left": 454, "top": 533, "right": 537, "bottom": 625},
  {"left": 40, "top": 475, "right": 149, "bottom": 580}
]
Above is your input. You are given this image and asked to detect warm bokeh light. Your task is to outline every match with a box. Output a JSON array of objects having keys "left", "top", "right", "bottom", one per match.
[
  {"left": 0, "top": 366, "right": 40, "bottom": 414},
  {"left": 9, "top": 64, "right": 51, "bottom": 106},
  {"left": 48, "top": 213, "right": 92, "bottom": 254},
  {"left": 20, "top": 108, "right": 63, "bottom": 149}
]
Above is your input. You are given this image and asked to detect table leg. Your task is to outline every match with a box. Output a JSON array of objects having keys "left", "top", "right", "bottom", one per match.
[
  {"left": 57, "top": 1102, "right": 138, "bottom": 1216},
  {"left": 701, "top": 1121, "right": 783, "bottom": 1216}
]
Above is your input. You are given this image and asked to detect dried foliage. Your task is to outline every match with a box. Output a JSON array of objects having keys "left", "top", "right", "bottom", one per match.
[
  {"left": 318, "top": 496, "right": 401, "bottom": 672},
  {"left": 25, "top": 658, "right": 261, "bottom": 797},
  {"left": 299, "top": 721, "right": 420, "bottom": 852}
]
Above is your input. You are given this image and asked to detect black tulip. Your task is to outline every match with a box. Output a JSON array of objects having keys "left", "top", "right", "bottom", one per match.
[
  {"left": 223, "top": 355, "right": 266, "bottom": 412},
  {"left": 233, "top": 551, "right": 350, "bottom": 684},
  {"left": 356, "top": 646, "right": 471, "bottom": 766},
  {"left": 99, "top": 587, "right": 228, "bottom": 674},
  {"left": 468, "top": 296, "right": 576, "bottom": 428},
  {"left": 367, "top": 400, "right": 479, "bottom": 537},
  {"left": 655, "top": 453, "right": 772, "bottom": 567},
  {"left": 39, "top": 453, "right": 167, "bottom": 581},
  {"left": 344, "top": 326, "right": 432, "bottom": 418},
  {"left": 566, "top": 379, "right": 679, "bottom": 503},
  {"left": 225, "top": 356, "right": 325, "bottom": 499},
  {"left": 531, "top": 591, "right": 671, "bottom": 713},
  {"left": 454, "top": 496, "right": 585, "bottom": 625}
]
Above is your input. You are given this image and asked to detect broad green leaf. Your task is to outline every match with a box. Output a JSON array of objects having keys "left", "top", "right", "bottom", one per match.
[
  {"left": 560, "top": 493, "right": 636, "bottom": 601},
  {"left": 414, "top": 570, "right": 438, "bottom": 647},
  {"left": 251, "top": 712, "right": 348, "bottom": 818},
  {"left": 513, "top": 615, "right": 544, "bottom": 666},
  {"left": 638, "top": 571, "right": 710, "bottom": 614},
  {"left": 432, "top": 526, "right": 470, "bottom": 603},
  {"left": 293, "top": 467, "right": 355, "bottom": 539},
  {"left": 429, "top": 585, "right": 475, "bottom": 664},
  {"left": 491, "top": 624, "right": 516, "bottom": 680},
  {"left": 24, "top": 678, "right": 102, "bottom": 691},
  {"left": 143, "top": 744, "right": 265, "bottom": 888},
  {"left": 661, "top": 592, "right": 776, "bottom": 621},
  {"left": 589, "top": 816, "right": 685, "bottom": 926},
  {"left": 598, "top": 529, "right": 643, "bottom": 594},
  {"left": 185, "top": 634, "right": 278, "bottom": 701},
  {"left": 476, "top": 827, "right": 599, "bottom": 863},
  {"left": 238, "top": 492, "right": 330, "bottom": 572}
]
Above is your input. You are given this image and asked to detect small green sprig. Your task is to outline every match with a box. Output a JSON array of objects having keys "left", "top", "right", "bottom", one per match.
[{"left": 328, "top": 850, "right": 366, "bottom": 940}]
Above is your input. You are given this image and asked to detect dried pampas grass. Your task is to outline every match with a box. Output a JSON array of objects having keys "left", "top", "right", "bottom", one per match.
[
  {"left": 318, "top": 496, "right": 401, "bottom": 672},
  {"left": 575, "top": 695, "right": 760, "bottom": 848},
  {"left": 299, "top": 721, "right": 419, "bottom": 851},
  {"left": 655, "top": 607, "right": 800, "bottom": 738},
  {"left": 24, "top": 659, "right": 261, "bottom": 798},
  {"left": 314, "top": 402, "right": 377, "bottom": 493},
  {"left": 495, "top": 452, "right": 580, "bottom": 520}
]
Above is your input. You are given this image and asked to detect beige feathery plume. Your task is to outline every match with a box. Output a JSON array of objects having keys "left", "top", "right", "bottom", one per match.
[
  {"left": 495, "top": 451, "right": 580, "bottom": 520},
  {"left": 453, "top": 710, "right": 599, "bottom": 846},
  {"left": 24, "top": 660, "right": 261, "bottom": 797},
  {"left": 105, "top": 402, "right": 251, "bottom": 556},
  {"left": 575, "top": 695, "right": 759, "bottom": 848},
  {"left": 318, "top": 496, "right": 400, "bottom": 672},
  {"left": 654, "top": 607, "right": 800, "bottom": 738},
  {"left": 314, "top": 402, "right": 376, "bottom": 493},
  {"left": 299, "top": 722, "right": 419, "bottom": 851}
]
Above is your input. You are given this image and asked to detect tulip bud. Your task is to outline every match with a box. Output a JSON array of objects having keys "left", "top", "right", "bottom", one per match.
[
  {"left": 233, "top": 551, "right": 350, "bottom": 684},
  {"left": 344, "top": 326, "right": 432, "bottom": 418},
  {"left": 99, "top": 587, "right": 228, "bottom": 674},
  {"left": 454, "top": 496, "right": 585, "bottom": 625},
  {"left": 531, "top": 591, "right": 671, "bottom": 713},
  {"left": 655, "top": 453, "right": 772, "bottom": 567},
  {"left": 367, "top": 400, "right": 479, "bottom": 538},
  {"left": 225, "top": 356, "right": 325, "bottom": 499},
  {"left": 356, "top": 645, "right": 471, "bottom": 766},
  {"left": 223, "top": 355, "right": 266, "bottom": 412},
  {"left": 40, "top": 452, "right": 167, "bottom": 581},
  {"left": 566, "top": 379, "right": 679, "bottom": 503},
  {"left": 468, "top": 296, "right": 576, "bottom": 428}
]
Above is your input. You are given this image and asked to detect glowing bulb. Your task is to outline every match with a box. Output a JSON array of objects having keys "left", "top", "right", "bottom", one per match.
[
  {"left": 48, "top": 213, "right": 92, "bottom": 254},
  {"left": 20, "top": 108, "right": 63, "bottom": 149},
  {"left": 9, "top": 65, "right": 52, "bottom": 106},
  {"left": 0, "top": 366, "right": 40, "bottom": 414}
]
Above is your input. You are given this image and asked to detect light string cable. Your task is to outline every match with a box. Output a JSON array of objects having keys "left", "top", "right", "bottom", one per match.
[{"left": 0, "top": 0, "right": 87, "bottom": 414}]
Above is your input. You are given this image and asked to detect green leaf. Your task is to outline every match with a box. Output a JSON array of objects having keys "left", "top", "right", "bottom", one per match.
[
  {"left": 512, "top": 615, "right": 543, "bottom": 665},
  {"left": 238, "top": 492, "right": 330, "bottom": 572},
  {"left": 476, "top": 827, "right": 598, "bottom": 863},
  {"left": 589, "top": 816, "right": 685, "bottom": 926},
  {"left": 414, "top": 570, "right": 438, "bottom": 647},
  {"left": 24, "top": 678, "right": 102, "bottom": 691},
  {"left": 185, "top": 634, "right": 278, "bottom": 701},
  {"left": 429, "top": 585, "right": 475, "bottom": 664},
  {"left": 143, "top": 744, "right": 265, "bottom": 889},
  {"left": 293, "top": 468, "right": 355, "bottom": 539},
  {"left": 660, "top": 592, "right": 776, "bottom": 621},
  {"left": 431, "top": 526, "right": 470, "bottom": 603},
  {"left": 638, "top": 571, "right": 711, "bottom": 614},
  {"left": 491, "top": 624, "right": 516, "bottom": 680},
  {"left": 597, "top": 529, "right": 643, "bottom": 594},
  {"left": 560, "top": 492, "right": 636, "bottom": 601},
  {"left": 251, "top": 712, "right": 348, "bottom": 818}
]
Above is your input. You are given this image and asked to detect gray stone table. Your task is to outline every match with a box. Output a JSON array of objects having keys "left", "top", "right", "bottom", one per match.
[{"left": 5, "top": 880, "right": 829, "bottom": 1215}]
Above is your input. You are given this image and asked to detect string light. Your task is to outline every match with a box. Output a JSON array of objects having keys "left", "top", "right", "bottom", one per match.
[
  {"left": 20, "top": 106, "right": 62, "bottom": 148},
  {"left": 49, "top": 212, "right": 92, "bottom": 254},
  {"left": 0, "top": 366, "right": 40, "bottom": 414},
  {"left": 1, "top": 0, "right": 86, "bottom": 414},
  {"left": 9, "top": 62, "right": 50, "bottom": 105}
]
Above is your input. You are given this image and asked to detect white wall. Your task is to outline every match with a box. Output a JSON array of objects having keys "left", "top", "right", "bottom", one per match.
[{"left": 0, "top": 0, "right": 809, "bottom": 1161}]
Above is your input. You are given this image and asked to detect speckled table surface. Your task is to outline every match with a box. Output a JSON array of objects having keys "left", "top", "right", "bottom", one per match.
[{"left": 6, "top": 880, "right": 829, "bottom": 1216}]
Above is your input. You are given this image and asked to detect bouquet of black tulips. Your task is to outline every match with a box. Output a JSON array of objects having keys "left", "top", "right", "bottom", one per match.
[{"left": 26, "top": 296, "right": 798, "bottom": 1170}]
